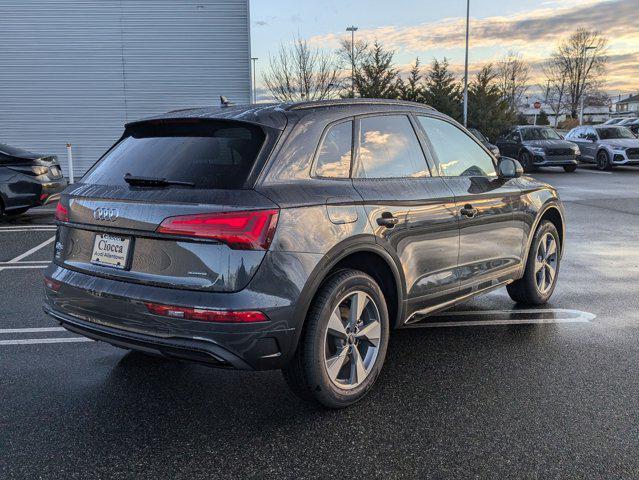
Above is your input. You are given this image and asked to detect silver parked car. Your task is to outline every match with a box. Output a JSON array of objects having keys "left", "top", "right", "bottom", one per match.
[{"left": 566, "top": 125, "right": 639, "bottom": 170}]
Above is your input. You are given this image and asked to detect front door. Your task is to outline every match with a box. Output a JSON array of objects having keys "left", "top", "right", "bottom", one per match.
[
  {"left": 572, "top": 127, "right": 597, "bottom": 162},
  {"left": 416, "top": 115, "right": 526, "bottom": 295},
  {"left": 496, "top": 128, "right": 521, "bottom": 158},
  {"left": 350, "top": 114, "right": 460, "bottom": 316}
]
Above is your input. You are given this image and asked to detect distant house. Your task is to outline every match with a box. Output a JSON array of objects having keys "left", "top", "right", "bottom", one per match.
[
  {"left": 519, "top": 103, "right": 610, "bottom": 126},
  {"left": 614, "top": 94, "right": 639, "bottom": 117}
]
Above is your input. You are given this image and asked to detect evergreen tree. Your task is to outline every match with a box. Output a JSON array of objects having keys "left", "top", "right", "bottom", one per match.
[
  {"left": 467, "top": 64, "right": 516, "bottom": 140},
  {"left": 354, "top": 41, "right": 399, "bottom": 99},
  {"left": 423, "top": 58, "right": 462, "bottom": 121},
  {"left": 536, "top": 110, "right": 550, "bottom": 125},
  {"left": 397, "top": 58, "right": 423, "bottom": 102}
]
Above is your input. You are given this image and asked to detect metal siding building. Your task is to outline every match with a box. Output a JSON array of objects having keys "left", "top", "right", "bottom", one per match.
[{"left": 0, "top": 0, "right": 251, "bottom": 176}]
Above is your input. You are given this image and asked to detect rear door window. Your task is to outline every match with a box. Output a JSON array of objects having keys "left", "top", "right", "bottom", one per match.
[
  {"left": 353, "top": 115, "right": 430, "bottom": 179},
  {"left": 83, "top": 121, "right": 266, "bottom": 189}
]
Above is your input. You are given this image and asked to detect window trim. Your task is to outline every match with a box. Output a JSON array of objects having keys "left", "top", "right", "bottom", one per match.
[
  {"left": 351, "top": 112, "right": 435, "bottom": 181},
  {"left": 310, "top": 117, "right": 355, "bottom": 181},
  {"left": 414, "top": 114, "right": 498, "bottom": 179}
]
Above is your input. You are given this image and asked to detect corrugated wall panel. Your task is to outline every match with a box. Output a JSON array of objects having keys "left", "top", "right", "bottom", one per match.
[{"left": 0, "top": 0, "right": 250, "bottom": 176}]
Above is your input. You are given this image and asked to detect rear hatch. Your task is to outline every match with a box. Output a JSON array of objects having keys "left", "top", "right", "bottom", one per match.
[{"left": 54, "top": 119, "right": 280, "bottom": 293}]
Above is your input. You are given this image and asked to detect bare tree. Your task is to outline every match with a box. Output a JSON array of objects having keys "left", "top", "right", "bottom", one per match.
[
  {"left": 549, "top": 28, "right": 608, "bottom": 118},
  {"left": 263, "top": 36, "right": 339, "bottom": 102},
  {"left": 542, "top": 60, "right": 568, "bottom": 127},
  {"left": 496, "top": 51, "right": 530, "bottom": 111}
]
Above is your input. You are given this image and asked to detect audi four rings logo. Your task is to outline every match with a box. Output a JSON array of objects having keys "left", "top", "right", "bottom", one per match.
[{"left": 93, "top": 207, "right": 119, "bottom": 222}]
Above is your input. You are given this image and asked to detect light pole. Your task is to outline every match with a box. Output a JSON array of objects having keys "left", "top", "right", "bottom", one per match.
[
  {"left": 579, "top": 46, "right": 596, "bottom": 125},
  {"left": 251, "top": 57, "right": 258, "bottom": 104},
  {"left": 346, "top": 26, "right": 358, "bottom": 98},
  {"left": 462, "top": 0, "right": 470, "bottom": 126}
]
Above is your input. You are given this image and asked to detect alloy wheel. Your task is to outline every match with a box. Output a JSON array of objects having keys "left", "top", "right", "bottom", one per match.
[
  {"left": 535, "top": 232, "right": 558, "bottom": 294},
  {"left": 323, "top": 291, "right": 381, "bottom": 390},
  {"left": 597, "top": 151, "right": 609, "bottom": 170}
]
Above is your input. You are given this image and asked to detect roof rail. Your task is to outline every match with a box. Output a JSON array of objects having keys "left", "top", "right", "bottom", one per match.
[{"left": 285, "top": 98, "right": 435, "bottom": 111}]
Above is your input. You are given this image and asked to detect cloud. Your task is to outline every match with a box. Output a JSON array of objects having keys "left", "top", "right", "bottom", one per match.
[{"left": 309, "top": 0, "right": 639, "bottom": 52}]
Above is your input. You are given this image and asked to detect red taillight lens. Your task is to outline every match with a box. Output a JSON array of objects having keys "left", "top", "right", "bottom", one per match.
[
  {"left": 156, "top": 209, "right": 279, "bottom": 250},
  {"left": 145, "top": 303, "right": 268, "bottom": 323},
  {"left": 44, "top": 277, "right": 61, "bottom": 291},
  {"left": 54, "top": 202, "right": 69, "bottom": 222}
]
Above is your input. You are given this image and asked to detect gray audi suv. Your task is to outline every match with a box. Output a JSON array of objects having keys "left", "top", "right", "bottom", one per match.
[
  {"left": 44, "top": 99, "right": 565, "bottom": 408},
  {"left": 566, "top": 125, "right": 639, "bottom": 170}
]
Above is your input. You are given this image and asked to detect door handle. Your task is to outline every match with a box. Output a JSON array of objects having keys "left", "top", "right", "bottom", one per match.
[
  {"left": 376, "top": 212, "right": 399, "bottom": 228},
  {"left": 460, "top": 204, "right": 478, "bottom": 218}
]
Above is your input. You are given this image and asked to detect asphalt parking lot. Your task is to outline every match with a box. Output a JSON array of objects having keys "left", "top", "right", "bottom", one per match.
[{"left": 2, "top": 166, "right": 639, "bottom": 479}]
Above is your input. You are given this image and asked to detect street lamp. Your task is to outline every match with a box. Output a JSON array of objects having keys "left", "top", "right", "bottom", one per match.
[
  {"left": 346, "top": 26, "right": 358, "bottom": 98},
  {"left": 462, "top": 0, "right": 470, "bottom": 127},
  {"left": 251, "top": 57, "right": 258, "bottom": 104},
  {"left": 579, "top": 46, "right": 596, "bottom": 125}
]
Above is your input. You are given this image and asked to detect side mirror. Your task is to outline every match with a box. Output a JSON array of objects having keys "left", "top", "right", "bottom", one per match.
[{"left": 498, "top": 157, "right": 524, "bottom": 179}]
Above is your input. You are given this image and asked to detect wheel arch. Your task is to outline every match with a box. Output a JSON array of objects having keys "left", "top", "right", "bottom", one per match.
[
  {"left": 290, "top": 238, "right": 406, "bottom": 352},
  {"left": 523, "top": 203, "right": 565, "bottom": 263}
]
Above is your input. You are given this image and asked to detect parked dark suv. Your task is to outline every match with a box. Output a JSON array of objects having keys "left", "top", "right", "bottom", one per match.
[
  {"left": 495, "top": 126, "right": 580, "bottom": 172},
  {"left": 1, "top": 143, "right": 67, "bottom": 216},
  {"left": 44, "top": 99, "right": 565, "bottom": 408}
]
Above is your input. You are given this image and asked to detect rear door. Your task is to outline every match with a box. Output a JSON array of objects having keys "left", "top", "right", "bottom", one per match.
[
  {"left": 416, "top": 115, "right": 525, "bottom": 294},
  {"left": 351, "top": 114, "right": 459, "bottom": 315},
  {"left": 56, "top": 119, "right": 280, "bottom": 292}
]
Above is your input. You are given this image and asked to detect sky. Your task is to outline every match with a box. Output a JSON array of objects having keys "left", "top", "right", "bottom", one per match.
[{"left": 250, "top": 0, "right": 639, "bottom": 101}]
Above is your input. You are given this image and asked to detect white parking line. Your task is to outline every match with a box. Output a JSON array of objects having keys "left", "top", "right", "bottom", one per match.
[
  {"left": 0, "top": 327, "right": 66, "bottom": 334},
  {"left": 0, "top": 337, "right": 93, "bottom": 346},
  {"left": 578, "top": 169, "right": 612, "bottom": 175},
  {"left": 406, "top": 308, "right": 595, "bottom": 328},
  {"left": 0, "top": 264, "right": 50, "bottom": 271},
  {"left": 0, "top": 225, "right": 57, "bottom": 231},
  {"left": 7, "top": 236, "right": 55, "bottom": 263}
]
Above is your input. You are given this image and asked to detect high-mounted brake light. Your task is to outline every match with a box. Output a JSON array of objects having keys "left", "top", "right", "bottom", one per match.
[
  {"left": 54, "top": 202, "right": 69, "bottom": 222},
  {"left": 156, "top": 209, "right": 279, "bottom": 250},
  {"left": 145, "top": 303, "right": 268, "bottom": 323}
]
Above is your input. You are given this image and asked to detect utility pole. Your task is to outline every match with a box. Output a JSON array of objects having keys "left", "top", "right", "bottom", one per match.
[
  {"left": 346, "top": 26, "right": 358, "bottom": 98},
  {"left": 251, "top": 57, "right": 258, "bottom": 104},
  {"left": 462, "top": 0, "right": 470, "bottom": 126}
]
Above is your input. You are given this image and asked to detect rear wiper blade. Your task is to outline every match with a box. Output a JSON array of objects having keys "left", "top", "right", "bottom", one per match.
[{"left": 123, "top": 174, "right": 195, "bottom": 187}]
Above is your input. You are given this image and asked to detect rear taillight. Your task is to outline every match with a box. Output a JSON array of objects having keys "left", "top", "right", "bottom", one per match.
[
  {"left": 145, "top": 303, "right": 268, "bottom": 323},
  {"left": 54, "top": 202, "right": 68, "bottom": 222},
  {"left": 156, "top": 209, "right": 279, "bottom": 250},
  {"left": 44, "top": 277, "right": 61, "bottom": 291}
]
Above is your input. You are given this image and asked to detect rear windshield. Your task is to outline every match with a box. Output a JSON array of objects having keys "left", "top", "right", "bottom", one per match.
[{"left": 83, "top": 121, "right": 266, "bottom": 189}]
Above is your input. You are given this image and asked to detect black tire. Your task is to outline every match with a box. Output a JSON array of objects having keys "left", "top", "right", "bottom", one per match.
[
  {"left": 596, "top": 150, "right": 611, "bottom": 171},
  {"left": 519, "top": 151, "right": 536, "bottom": 173},
  {"left": 4, "top": 207, "right": 30, "bottom": 216},
  {"left": 507, "top": 220, "right": 561, "bottom": 305},
  {"left": 563, "top": 164, "right": 577, "bottom": 173},
  {"left": 282, "top": 269, "right": 390, "bottom": 408}
]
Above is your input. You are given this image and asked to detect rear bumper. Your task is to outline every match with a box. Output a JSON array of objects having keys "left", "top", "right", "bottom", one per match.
[
  {"left": 44, "top": 305, "right": 255, "bottom": 369},
  {"left": 41, "top": 254, "right": 320, "bottom": 369}
]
